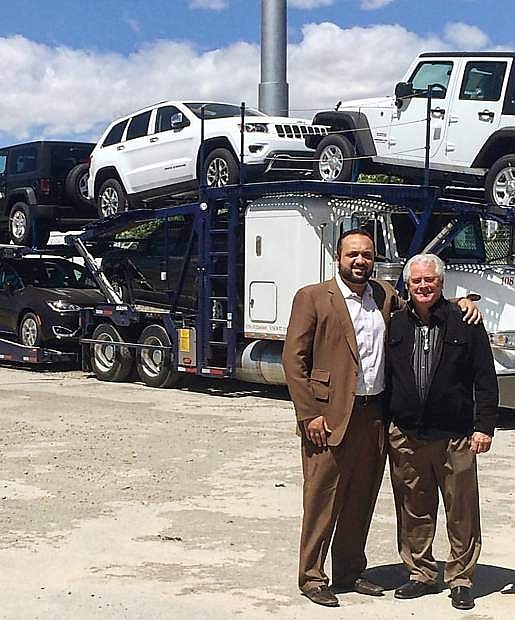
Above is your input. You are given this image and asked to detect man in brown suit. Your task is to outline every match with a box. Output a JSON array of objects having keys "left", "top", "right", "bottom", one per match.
[{"left": 282, "top": 230, "right": 478, "bottom": 608}]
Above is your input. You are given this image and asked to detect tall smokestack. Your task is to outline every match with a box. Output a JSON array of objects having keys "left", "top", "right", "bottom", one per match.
[{"left": 259, "top": 0, "right": 289, "bottom": 117}]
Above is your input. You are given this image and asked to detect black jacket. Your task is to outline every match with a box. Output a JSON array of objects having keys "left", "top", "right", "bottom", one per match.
[{"left": 387, "top": 298, "right": 498, "bottom": 437}]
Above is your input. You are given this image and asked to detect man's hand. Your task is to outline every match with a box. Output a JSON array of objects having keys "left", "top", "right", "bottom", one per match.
[
  {"left": 304, "top": 416, "right": 332, "bottom": 448},
  {"left": 470, "top": 431, "right": 492, "bottom": 454},
  {"left": 458, "top": 298, "right": 482, "bottom": 325}
]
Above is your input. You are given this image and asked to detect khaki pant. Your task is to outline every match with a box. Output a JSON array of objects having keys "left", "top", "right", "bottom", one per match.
[
  {"left": 388, "top": 423, "right": 481, "bottom": 588},
  {"left": 299, "top": 399, "right": 386, "bottom": 591}
]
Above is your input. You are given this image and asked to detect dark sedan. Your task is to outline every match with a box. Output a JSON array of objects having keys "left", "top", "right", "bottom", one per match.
[{"left": 0, "top": 256, "right": 104, "bottom": 347}]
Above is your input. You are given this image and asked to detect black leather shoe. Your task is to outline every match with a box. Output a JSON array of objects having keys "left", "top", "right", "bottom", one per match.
[
  {"left": 332, "top": 578, "right": 384, "bottom": 596},
  {"left": 303, "top": 585, "right": 339, "bottom": 607},
  {"left": 394, "top": 580, "right": 439, "bottom": 599},
  {"left": 450, "top": 586, "right": 475, "bottom": 610}
]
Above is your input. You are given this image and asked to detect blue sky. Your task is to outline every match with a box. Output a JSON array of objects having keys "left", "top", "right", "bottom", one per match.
[
  {"left": 0, "top": 0, "right": 512, "bottom": 144},
  {"left": 0, "top": 0, "right": 511, "bottom": 53}
]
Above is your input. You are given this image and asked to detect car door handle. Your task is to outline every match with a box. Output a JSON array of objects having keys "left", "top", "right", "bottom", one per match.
[
  {"left": 116, "top": 145, "right": 125, "bottom": 151},
  {"left": 431, "top": 107, "right": 445, "bottom": 119},
  {"left": 478, "top": 109, "right": 495, "bottom": 121},
  {"left": 149, "top": 137, "right": 159, "bottom": 143}
]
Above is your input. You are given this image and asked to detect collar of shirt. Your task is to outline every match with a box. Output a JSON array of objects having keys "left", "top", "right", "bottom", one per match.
[{"left": 335, "top": 272, "right": 373, "bottom": 301}]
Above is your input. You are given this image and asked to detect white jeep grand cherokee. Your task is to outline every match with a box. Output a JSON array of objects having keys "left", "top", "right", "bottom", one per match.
[{"left": 88, "top": 101, "right": 327, "bottom": 217}]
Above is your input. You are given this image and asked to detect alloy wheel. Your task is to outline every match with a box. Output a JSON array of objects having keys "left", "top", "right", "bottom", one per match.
[
  {"left": 492, "top": 165, "right": 515, "bottom": 207},
  {"left": 319, "top": 145, "right": 344, "bottom": 181},
  {"left": 206, "top": 158, "right": 230, "bottom": 187}
]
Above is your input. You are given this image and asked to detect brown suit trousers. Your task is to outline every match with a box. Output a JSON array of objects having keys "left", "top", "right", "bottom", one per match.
[
  {"left": 388, "top": 423, "right": 481, "bottom": 588},
  {"left": 299, "top": 399, "right": 386, "bottom": 590}
]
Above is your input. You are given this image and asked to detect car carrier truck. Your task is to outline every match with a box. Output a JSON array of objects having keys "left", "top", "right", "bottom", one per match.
[{"left": 62, "top": 179, "right": 515, "bottom": 409}]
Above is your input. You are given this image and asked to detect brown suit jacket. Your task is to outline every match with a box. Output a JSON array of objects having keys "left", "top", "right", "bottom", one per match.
[{"left": 282, "top": 277, "right": 399, "bottom": 446}]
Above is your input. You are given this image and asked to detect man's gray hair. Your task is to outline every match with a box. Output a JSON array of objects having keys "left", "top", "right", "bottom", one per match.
[{"left": 403, "top": 253, "right": 446, "bottom": 283}]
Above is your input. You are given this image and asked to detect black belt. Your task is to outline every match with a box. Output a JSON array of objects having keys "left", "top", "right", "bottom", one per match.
[{"left": 354, "top": 393, "right": 383, "bottom": 407}]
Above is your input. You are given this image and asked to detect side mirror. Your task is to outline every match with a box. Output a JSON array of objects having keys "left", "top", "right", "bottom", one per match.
[
  {"left": 170, "top": 112, "right": 189, "bottom": 131},
  {"left": 394, "top": 81, "right": 413, "bottom": 108}
]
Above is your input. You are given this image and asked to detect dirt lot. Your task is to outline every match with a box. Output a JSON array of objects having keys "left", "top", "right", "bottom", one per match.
[{"left": 0, "top": 364, "right": 514, "bottom": 619}]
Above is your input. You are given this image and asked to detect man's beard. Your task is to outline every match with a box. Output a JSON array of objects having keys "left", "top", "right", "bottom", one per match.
[{"left": 339, "top": 263, "right": 373, "bottom": 285}]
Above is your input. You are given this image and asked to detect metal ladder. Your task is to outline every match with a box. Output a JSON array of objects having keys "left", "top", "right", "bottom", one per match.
[{"left": 200, "top": 195, "right": 239, "bottom": 376}]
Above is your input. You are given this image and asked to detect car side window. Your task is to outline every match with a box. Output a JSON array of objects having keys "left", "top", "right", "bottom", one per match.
[
  {"left": 0, "top": 152, "right": 7, "bottom": 174},
  {"left": 460, "top": 61, "right": 507, "bottom": 101},
  {"left": 408, "top": 61, "right": 453, "bottom": 99},
  {"left": 126, "top": 111, "right": 152, "bottom": 141},
  {"left": 155, "top": 106, "right": 189, "bottom": 133},
  {"left": 0, "top": 265, "right": 22, "bottom": 289},
  {"left": 102, "top": 119, "right": 129, "bottom": 147},
  {"left": 8, "top": 147, "right": 38, "bottom": 175}
]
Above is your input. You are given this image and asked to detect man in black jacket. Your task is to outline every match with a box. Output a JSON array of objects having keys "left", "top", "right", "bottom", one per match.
[{"left": 387, "top": 253, "right": 498, "bottom": 612}]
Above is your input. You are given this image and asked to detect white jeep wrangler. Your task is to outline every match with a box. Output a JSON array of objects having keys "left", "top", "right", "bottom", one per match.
[
  {"left": 308, "top": 52, "right": 515, "bottom": 207},
  {"left": 88, "top": 101, "right": 327, "bottom": 218}
]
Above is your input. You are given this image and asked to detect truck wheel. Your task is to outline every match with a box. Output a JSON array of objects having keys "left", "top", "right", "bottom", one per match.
[
  {"left": 97, "top": 178, "right": 128, "bottom": 219},
  {"left": 485, "top": 155, "right": 515, "bottom": 207},
  {"left": 314, "top": 134, "right": 354, "bottom": 182},
  {"left": 204, "top": 148, "right": 239, "bottom": 187},
  {"left": 136, "top": 324, "right": 179, "bottom": 388},
  {"left": 65, "top": 163, "right": 91, "bottom": 207},
  {"left": 19, "top": 312, "right": 42, "bottom": 347},
  {"left": 90, "top": 323, "right": 134, "bottom": 382},
  {"left": 9, "top": 203, "right": 50, "bottom": 247}
]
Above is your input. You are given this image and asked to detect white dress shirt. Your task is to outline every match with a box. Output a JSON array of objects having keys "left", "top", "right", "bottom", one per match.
[{"left": 335, "top": 273, "right": 386, "bottom": 395}]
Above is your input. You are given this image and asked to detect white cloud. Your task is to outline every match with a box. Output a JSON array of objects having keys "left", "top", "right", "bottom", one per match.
[
  {"left": 360, "top": 0, "right": 395, "bottom": 9},
  {"left": 188, "top": 0, "right": 228, "bottom": 9},
  {"left": 0, "top": 22, "right": 498, "bottom": 144},
  {"left": 444, "top": 22, "right": 490, "bottom": 49},
  {"left": 290, "top": 0, "right": 334, "bottom": 8}
]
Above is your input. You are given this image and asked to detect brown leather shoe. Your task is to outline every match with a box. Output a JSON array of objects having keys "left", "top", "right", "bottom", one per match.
[
  {"left": 353, "top": 578, "right": 385, "bottom": 596},
  {"left": 303, "top": 585, "right": 339, "bottom": 607},
  {"left": 332, "top": 578, "right": 384, "bottom": 596}
]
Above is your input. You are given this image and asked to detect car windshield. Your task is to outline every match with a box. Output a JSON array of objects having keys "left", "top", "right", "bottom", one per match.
[
  {"left": 13, "top": 259, "right": 98, "bottom": 289},
  {"left": 185, "top": 102, "right": 265, "bottom": 119}
]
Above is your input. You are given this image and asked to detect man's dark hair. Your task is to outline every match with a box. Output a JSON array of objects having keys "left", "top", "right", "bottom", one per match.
[{"left": 336, "top": 228, "right": 375, "bottom": 258}]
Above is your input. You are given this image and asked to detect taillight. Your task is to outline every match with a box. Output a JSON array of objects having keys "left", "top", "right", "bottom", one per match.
[{"left": 39, "top": 178, "right": 51, "bottom": 194}]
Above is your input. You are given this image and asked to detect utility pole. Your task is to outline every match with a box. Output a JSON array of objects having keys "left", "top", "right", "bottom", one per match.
[{"left": 258, "top": 0, "right": 289, "bottom": 117}]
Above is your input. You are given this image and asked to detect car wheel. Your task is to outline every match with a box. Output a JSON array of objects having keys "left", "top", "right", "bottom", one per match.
[
  {"left": 136, "top": 324, "right": 179, "bottom": 388},
  {"left": 9, "top": 202, "right": 50, "bottom": 247},
  {"left": 204, "top": 148, "right": 239, "bottom": 188},
  {"left": 19, "top": 312, "right": 42, "bottom": 347},
  {"left": 313, "top": 134, "right": 354, "bottom": 182},
  {"left": 65, "top": 163, "right": 91, "bottom": 207},
  {"left": 485, "top": 155, "right": 515, "bottom": 207},
  {"left": 97, "top": 178, "right": 128, "bottom": 219},
  {"left": 90, "top": 323, "right": 134, "bottom": 382}
]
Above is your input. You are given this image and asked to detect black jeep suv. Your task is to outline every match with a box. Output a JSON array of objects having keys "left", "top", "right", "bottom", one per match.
[{"left": 0, "top": 141, "right": 95, "bottom": 247}]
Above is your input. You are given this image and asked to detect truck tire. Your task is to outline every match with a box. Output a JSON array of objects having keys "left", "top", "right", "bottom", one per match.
[
  {"left": 314, "top": 134, "right": 354, "bottom": 182},
  {"left": 9, "top": 202, "right": 50, "bottom": 247},
  {"left": 485, "top": 155, "right": 515, "bottom": 207},
  {"left": 90, "top": 323, "right": 134, "bottom": 382},
  {"left": 97, "top": 178, "right": 128, "bottom": 219},
  {"left": 65, "top": 163, "right": 91, "bottom": 207},
  {"left": 204, "top": 148, "right": 239, "bottom": 187},
  {"left": 19, "top": 312, "right": 42, "bottom": 347},
  {"left": 136, "top": 324, "right": 179, "bottom": 388}
]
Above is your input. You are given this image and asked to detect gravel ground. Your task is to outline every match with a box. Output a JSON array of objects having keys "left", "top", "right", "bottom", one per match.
[{"left": 0, "top": 364, "right": 514, "bottom": 619}]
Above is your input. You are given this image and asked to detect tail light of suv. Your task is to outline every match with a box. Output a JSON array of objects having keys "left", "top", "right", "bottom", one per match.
[{"left": 39, "top": 178, "right": 51, "bottom": 195}]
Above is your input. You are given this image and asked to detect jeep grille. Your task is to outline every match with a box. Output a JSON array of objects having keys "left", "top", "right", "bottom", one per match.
[{"left": 275, "top": 124, "right": 328, "bottom": 139}]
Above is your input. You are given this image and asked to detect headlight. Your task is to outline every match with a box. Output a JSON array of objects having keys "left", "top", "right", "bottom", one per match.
[
  {"left": 489, "top": 331, "right": 515, "bottom": 349},
  {"left": 238, "top": 123, "right": 269, "bottom": 133},
  {"left": 47, "top": 300, "right": 81, "bottom": 312}
]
